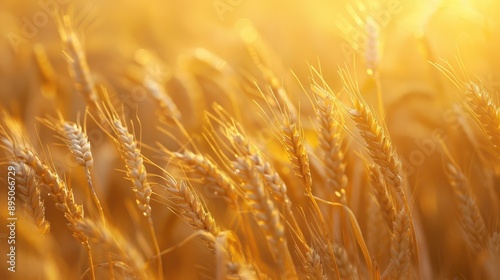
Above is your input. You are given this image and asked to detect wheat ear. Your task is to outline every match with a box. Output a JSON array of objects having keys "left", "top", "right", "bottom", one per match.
[
  {"left": 333, "top": 244, "right": 359, "bottom": 280},
  {"left": 485, "top": 232, "right": 500, "bottom": 279},
  {"left": 1, "top": 133, "right": 95, "bottom": 277},
  {"left": 163, "top": 179, "right": 220, "bottom": 245},
  {"left": 144, "top": 74, "right": 181, "bottom": 124},
  {"left": 6, "top": 144, "right": 85, "bottom": 239},
  {"left": 163, "top": 178, "right": 256, "bottom": 278},
  {"left": 303, "top": 247, "right": 327, "bottom": 280},
  {"left": 12, "top": 160, "right": 50, "bottom": 236},
  {"left": 339, "top": 70, "right": 403, "bottom": 199},
  {"left": 445, "top": 159, "right": 488, "bottom": 252},
  {"left": 368, "top": 164, "right": 396, "bottom": 232},
  {"left": 224, "top": 127, "right": 303, "bottom": 239},
  {"left": 463, "top": 82, "right": 500, "bottom": 154},
  {"left": 490, "top": 232, "right": 500, "bottom": 258},
  {"left": 58, "top": 15, "right": 98, "bottom": 109},
  {"left": 214, "top": 230, "right": 257, "bottom": 280},
  {"left": 42, "top": 117, "right": 105, "bottom": 223},
  {"left": 348, "top": 98, "right": 403, "bottom": 199},
  {"left": 111, "top": 118, "right": 153, "bottom": 215},
  {"left": 282, "top": 115, "right": 313, "bottom": 192},
  {"left": 280, "top": 112, "right": 340, "bottom": 276},
  {"left": 313, "top": 88, "right": 348, "bottom": 200},
  {"left": 366, "top": 193, "right": 390, "bottom": 266},
  {"left": 109, "top": 116, "right": 163, "bottom": 276},
  {"left": 388, "top": 209, "right": 411, "bottom": 280},
  {"left": 232, "top": 155, "right": 288, "bottom": 271},
  {"left": 173, "top": 150, "right": 239, "bottom": 207},
  {"left": 2, "top": 133, "right": 150, "bottom": 278}
]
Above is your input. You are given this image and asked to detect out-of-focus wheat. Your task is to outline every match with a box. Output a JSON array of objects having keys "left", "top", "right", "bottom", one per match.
[{"left": 3, "top": 2, "right": 500, "bottom": 279}]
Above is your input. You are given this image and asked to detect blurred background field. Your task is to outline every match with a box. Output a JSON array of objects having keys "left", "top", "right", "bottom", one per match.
[{"left": 1, "top": 0, "right": 500, "bottom": 279}]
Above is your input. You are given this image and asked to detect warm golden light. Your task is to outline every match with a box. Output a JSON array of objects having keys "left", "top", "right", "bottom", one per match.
[{"left": 1, "top": 0, "right": 500, "bottom": 279}]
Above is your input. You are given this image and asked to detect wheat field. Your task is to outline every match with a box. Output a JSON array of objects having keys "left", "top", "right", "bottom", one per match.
[{"left": 1, "top": 0, "right": 500, "bottom": 279}]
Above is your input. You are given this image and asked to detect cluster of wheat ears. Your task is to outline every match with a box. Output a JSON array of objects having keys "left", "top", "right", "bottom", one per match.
[{"left": 1, "top": 1, "right": 500, "bottom": 280}]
